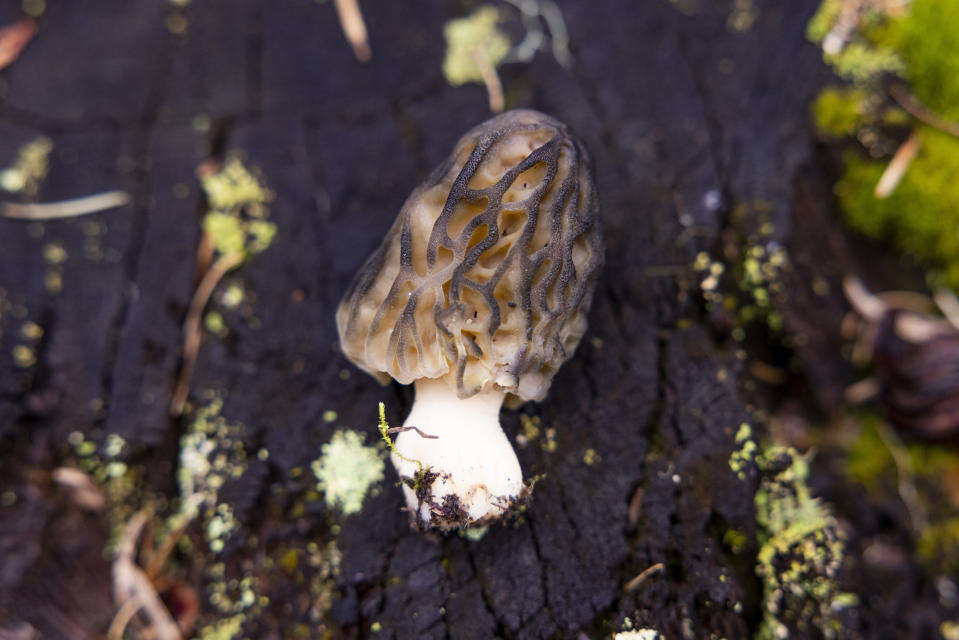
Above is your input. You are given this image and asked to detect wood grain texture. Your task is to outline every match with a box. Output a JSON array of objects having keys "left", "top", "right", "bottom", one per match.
[{"left": 3, "top": 1, "right": 924, "bottom": 638}]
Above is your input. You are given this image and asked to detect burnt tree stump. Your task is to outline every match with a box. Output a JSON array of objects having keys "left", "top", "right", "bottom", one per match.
[{"left": 0, "top": 1, "right": 893, "bottom": 639}]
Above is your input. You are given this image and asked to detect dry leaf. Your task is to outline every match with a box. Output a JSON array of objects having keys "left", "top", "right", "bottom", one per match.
[{"left": 0, "top": 18, "right": 38, "bottom": 71}]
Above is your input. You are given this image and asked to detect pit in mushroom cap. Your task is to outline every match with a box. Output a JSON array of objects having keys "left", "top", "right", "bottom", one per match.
[{"left": 336, "top": 109, "right": 603, "bottom": 530}]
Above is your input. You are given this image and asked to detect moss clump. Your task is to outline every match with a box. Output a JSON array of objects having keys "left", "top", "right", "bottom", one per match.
[
  {"left": 900, "top": 0, "right": 959, "bottom": 121},
  {"left": 844, "top": 412, "right": 895, "bottom": 492},
  {"left": 755, "top": 447, "right": 856, "bottom": 640},
  {"left": 809, "top": 0, "right": 959, "bottom": 289},
  {"left": 811, "top": 86, "right": 869, "bottom": 138},
  {"left": 837, "top": 125, "right": 959, "bottom": 287}
]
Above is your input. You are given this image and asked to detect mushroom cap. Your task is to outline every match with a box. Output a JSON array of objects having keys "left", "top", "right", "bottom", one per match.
[{"left": 336, "top": 109, "right": 603, "bottom": 402}]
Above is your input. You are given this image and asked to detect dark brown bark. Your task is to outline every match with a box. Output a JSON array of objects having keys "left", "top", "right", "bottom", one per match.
[{"left": 1, "top": 1, "right": 938, "bottom": 638}]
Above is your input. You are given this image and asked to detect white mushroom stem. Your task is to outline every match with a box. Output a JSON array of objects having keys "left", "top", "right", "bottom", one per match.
[{"left": 392, "top": 377, "right": 523, "bottom": 528}]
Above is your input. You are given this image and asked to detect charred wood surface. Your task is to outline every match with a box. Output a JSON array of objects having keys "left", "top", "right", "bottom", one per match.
[{"left": 0, "top": 1, "right": 900, "bottom": 639}]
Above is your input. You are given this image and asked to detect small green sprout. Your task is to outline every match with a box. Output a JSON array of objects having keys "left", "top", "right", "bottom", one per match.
[{"left": 377, "top": 402, "right": 424, "bottom": 473}]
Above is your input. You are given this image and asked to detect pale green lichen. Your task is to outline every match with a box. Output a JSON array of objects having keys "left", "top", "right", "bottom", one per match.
[
  {"left": 11, "top": 344, "right": 36, "bottom": 368},
  {"left": 755, "top": 447, "right": 856, "bottom": 640},
  {"left": 695, "top": 228, "right": 787, "bottom": 338},
  {"left": 442, "top": 6, "right": 511, "bottom": 86},
  {"left": 0, "top": 136, "right": 53, "bottom": 196},
  {"left": 312, "top": 429, "right": 384, "bottom": 515},
  {"left": 515, "top": 413, "right": 540, "bottom": 448},
  {"left": 942, "top": 620, "right": 959, "bottom": 640},
  {"left": 197, "top": 612, "right": 245, "bottom": 640},
  {"left": 19, "top": 321, "right": 43, "bottom": 340},
  {"left": 729, "top": 422, "right": 758, "bottom": 481},
  {"left": 460, "top": 525, "right": 489, "bottom": 542},
  {"left": 727, "top": 0, "right": 758, "bottom": 33},
  {"left": 176, "top": 396, "right": 249, "bottom": 552},
  {"left": 220, "top": 284, "right": 245, "bottom": 309},
  {"left": 42, "top": 243, "right": 67, "bottom": 265},
  {"left": 613, "top": 631, "right": 660, "bottom": 640},
  {"left": 199, "top": 156, "right": 277, "bottom": 260},
  {"left": 204, "top": 311, "right": 227, "bottom": 337}
]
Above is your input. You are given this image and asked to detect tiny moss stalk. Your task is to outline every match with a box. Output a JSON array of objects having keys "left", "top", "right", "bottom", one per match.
[{"left": 391, "top": 378, "right": 523, "bottom": 530}]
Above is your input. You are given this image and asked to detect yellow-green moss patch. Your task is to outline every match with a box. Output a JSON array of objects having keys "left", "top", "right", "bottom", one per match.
[{"left": 755, "top": 447, "right": 856, "bottom": 640}]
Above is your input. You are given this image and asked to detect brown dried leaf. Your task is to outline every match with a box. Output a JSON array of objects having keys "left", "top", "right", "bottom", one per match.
[{"left": 0, "top": 17, "right": 38, "bottom": 71}]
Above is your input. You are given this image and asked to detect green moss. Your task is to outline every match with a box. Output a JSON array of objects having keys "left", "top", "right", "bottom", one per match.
[
  {"left": 811, "top": 86, "right": 869, "bottom": 138},
  {"left": 755, "top": 447, "right": 855, "bottom": 640},
  {"left": 809, "top": 0, "right": 959, "bottom": 288},
  {"left": 723, "top": 528, "right": 747, "bottom": 554},
  {"left": 902, "top": 0, "right": 959, "bottom": 120},
  {"left": 827, "top": 41, "right": 904, "bottom": 83},
  {"left": 838, "top": 126, "right": 959, "bottom": 288},
  {"left": 806, "top": 0, "right": 841, "bottom": 44},
  {"left": 845, "top": 413, "right": 895, "bottom": 491}
]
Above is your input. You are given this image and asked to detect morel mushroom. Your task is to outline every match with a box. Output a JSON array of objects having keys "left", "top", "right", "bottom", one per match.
[{"left": 336, "top": 109, "right": 603, "bottom": 530}]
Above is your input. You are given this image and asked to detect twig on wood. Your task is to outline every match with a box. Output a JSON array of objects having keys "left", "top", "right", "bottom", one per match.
[
  {"left": 333, "top": 0, "right": 371, "bottom": 62},
  {"left": 170, "top": 249, "right": 244, "bottom": 416},
  {"left": 0, "top": 17, "right": 37, "bottom": 71},
  {"left": 387, "top": 425, "right": 440, "bottom": 439},
  {"left": 470, "top": 46, "right": 505, "bottom": 114},
  {"left": 627, "top": 486, "right": 644, "bottom": 527},
  {"left": 106, "top": 597, "right": 143, "bottom": 640},
  {"left": 144, "top": 516, "right": 192, "bottom": 581},
  {"left": 749, "top": 360, "right": 788, "bottom": 385},
  {"left": 933, "top": 289, "right": 959, "bottom": 332},
  {"left": 51, "top": 466, "right": 106, "bottom": 511},
  {"left": 874, "top": 131, "right": 920, "bottom": 198},
  {"left": 194, "top": 226, "right": 216, "bottom": 283},
  {"left": 1, "top": 191, "right": 130, "bottom": 220},
  {"left": 844, "top": 376, "right": 879, "bottom": 405},
  {"left": 889, "top": 83, "right": 959, "bottom": 139},
  {"left": 110, "top": 512, "right": 183, "bottom": 640},
  {"left": 624, "top": 562, "right": 664, "bottom": 592},
  {"left": 843, "top": 276, "right": 886, "bottom": 322}
]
